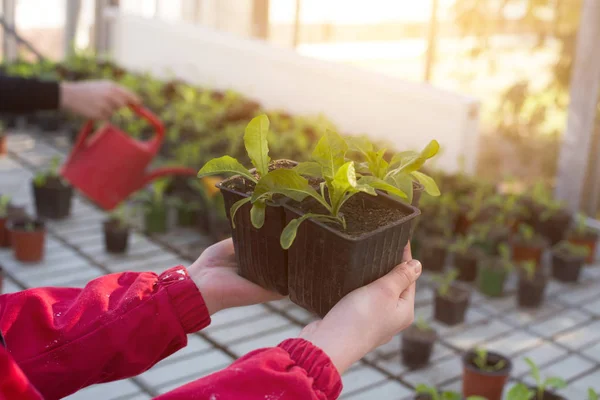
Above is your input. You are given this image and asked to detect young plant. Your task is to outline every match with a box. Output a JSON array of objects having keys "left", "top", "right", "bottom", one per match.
[
  {"left": 571, "top": 212, "right": 598, "bottom": 238},
  {"left": 415, "top": 316, "right": 433, "bottom": 332},
  {"left": 449, "top": 234, "right": 475, "bottom": 254},
  {"left": 415, "top": 384, "right": 486, "bottom": 400},
  {"left": 506, "top": 384, "right": 535, "bottom": 400},
  {"left": 514, "top": 357, "right": 567, "bottom": 400},
  {"left": 589, "top": 388, "right": 598, "bottom": 400},
  {"left": 553, "top": 240, "right": 591, "bottom": 258},
  {"left": 0, "top": 195, "right": 11, "bottom": 218},
  {"left": 33, "top": 156, "right": 62, "bottom": 187},
  {"left": 497, "top": 243, "right": 514, "bottom": 271},
  {"left": 433, "top": 269, "right": 459, "bottom": 297},
  {"left": 251, "top": 130, "right": 407, "bottom": 249},
  {"left": 521, "top": 260, "right": 537, "bottom": 281},
  {"left": 531, "top": 183, "right": 566, "bottom": 221},
  {"left": 136, "top": 178, "right": 171, "bottom": 208},
  {"left": 347, "top": 137, "right": 441, "bottom": 202},
  {"left": 108, "top": 204, "right": 130, "bottom": 229},
  {"left": 516, "top": 224, "right": 537, "bottom": 243},
  {"left": 473, "top": 347, "right": 506, "bottom": 372}
]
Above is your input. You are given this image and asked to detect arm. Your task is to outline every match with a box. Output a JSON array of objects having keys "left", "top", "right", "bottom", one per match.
[
  {"left": 0, "top": 266, "right": 210, "bottom": 400},
  {"left": 155, "top": 339, "right": 342, "bottom": 400},
  {"left": 0, "top": 75, "right": 59, "bottom": 113}
]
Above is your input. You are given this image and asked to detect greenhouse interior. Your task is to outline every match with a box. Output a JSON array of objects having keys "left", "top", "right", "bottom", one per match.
[{"left": 0, "top": 0, "right": 600, "bottom": 399}]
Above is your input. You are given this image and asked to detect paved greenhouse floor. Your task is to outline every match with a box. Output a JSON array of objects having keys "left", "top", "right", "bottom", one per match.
[{"left": 1, "top": 129, "right": 599, "bottom": 400}]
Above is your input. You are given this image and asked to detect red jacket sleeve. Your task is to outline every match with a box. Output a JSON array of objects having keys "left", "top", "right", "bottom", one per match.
[
  {"left": 0, "top": 266, "right": 210, "bottom": 400},
  {"left": 155, "top": 338, "right": 343, "bottom": 400}
]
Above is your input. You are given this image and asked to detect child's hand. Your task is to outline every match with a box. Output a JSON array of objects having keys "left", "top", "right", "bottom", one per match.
[
  {"left": 188, "top": 239, "right": 283, "bottom": 315},
  {"left": 299, "top": 244, "right": 421, "bottom": 374}
]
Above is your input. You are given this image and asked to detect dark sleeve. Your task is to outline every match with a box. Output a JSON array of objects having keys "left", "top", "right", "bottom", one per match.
[{"left": 0, "top": 75, "right": 60, "bottom": 114}]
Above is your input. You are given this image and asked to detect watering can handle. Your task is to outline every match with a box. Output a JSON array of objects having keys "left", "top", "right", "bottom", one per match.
[
  {"left": 142, "top": 167, "right": 198, "bottom": 187},
  {"left": 129, "top": 104, "right": 165, "bottom": 151}
]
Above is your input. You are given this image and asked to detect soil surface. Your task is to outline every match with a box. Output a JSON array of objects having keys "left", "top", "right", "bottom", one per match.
[
  {"left": 40, "top": 176, "right": 70, "bottom": 190},
  {"left": 440, "top": 284, "right": 470, "bottom": 301},
  {"left": 403, "top": 325, "right": 437, "bottom": 342},
  {"left": 293, "top": 192, "right": 409, "bottom": 237},
  {"left": 224, "top": 159, "right": 297, "bottom": 195}
]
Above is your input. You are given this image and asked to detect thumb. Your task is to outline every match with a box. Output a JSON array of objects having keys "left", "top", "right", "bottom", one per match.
[{"left": 371, "top": 259, "right": 421, "bottom": 296}]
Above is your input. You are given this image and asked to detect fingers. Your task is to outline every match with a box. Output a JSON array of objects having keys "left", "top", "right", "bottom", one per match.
[
  {"left": 400, "top": 281, "right": 416, "bottom": 303},
  {"left": 402, "top": 241, "right": 412, "bottom": 263},
  {"left": 372, "top": 259, "right": 421, "bottom": 297}
]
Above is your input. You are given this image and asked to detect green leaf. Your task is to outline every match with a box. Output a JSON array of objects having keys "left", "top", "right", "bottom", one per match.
[
  {"left": 412, "top": 171, "right": 441, "bottom": 196},
  {"left": 588, "top": 388, "right": 599, "bottom": 400},
  {"left": 544, "top": 377, "right": 567, "bottom": 390},
  {"left": 441, "top": 391, "right": 462, "bottom": 400},
  {"left": 390, "top": 150, "right": 418, "bottom": 167},
  {"left": 243, "top": 114, "right": 271, "bottom": 177},
  {"left": 312, "top": 130, "right": 348, "bottom": 179},
  {"left": 395, "top": 140, "right": 440, "bottom": 174},
  {"left": 293, "top": 161, "right": 322, "bottom": 178},
  {"left": 229, "top": 197, "right": 251, "bottom": 229},
  {"left": 198, "top": 156, "right": 257, "bottom": 183},
  {"left": 365, "top": 148, "right": 389, "bottom": 179},
  {"left": 415, "top": 384, "right": 439, "bottom": 400},
  {"left": 251, "top": 169, "right": 325, "bottom": 207},
  {"left": 525, "top": 358, "right": 541, "bottom": 387},
  {"left": 347, "top": 136, "right": 373, "bottom": 156},
  {"left": 385, "top": 173, "right": 414, "bottom": 202},
  {"left": 359, "top": 176, "right": 407, "bottom": 199},
  {"left": 465, "top": 397, "right": 488, "bottom": 400},
  {"left": 281, "top": 213, "right": 339, "bottom": 249},
  {"left": 250, "top": 201, "right": 266, "bottom": 229},
  {"left": 506, "top": 384, "right": 534, "bottom": 400},
  {"left": 330, "top": 161, "right": 357, "bottom": 212}
]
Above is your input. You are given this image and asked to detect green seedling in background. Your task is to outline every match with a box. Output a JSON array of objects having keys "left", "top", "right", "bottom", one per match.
[
  {"left": 553, "top": 240, "right": 591, "bottom": 258},
  {"left": 508, "top": 358, "right": 566, "bottom": 400},
  {"left": 415, "top": 384, "right": 486, "bottom": 400},
  {"left": 0, "top": 195, "right": 11, "bottom": 218},
  {"left": 109, "top": 203, "right": 130, "bottom": 229},
  {"left": 33, "top": 156, "right": 62, "bottom": 187},
  {"left": 433, "top": 269, "right": 459, "bottom": 297},
  {"left": 521, "top": 260, "right": 537, "bottom": 281},
  {"left": 415, "top": 316, "right": 433, "bottom": 332},
  {"left": 517, "top": 224, "right": 536, "bottom": 242},
  {"left": 589, "top": 388, "right": 598, "bottom": 400},
  {"left": 473, "top": 347, "right": 506, "bottom": 372},
  {"left": 498, "top": 243, "right": 514, "bottom": 271},
  {"left": 449, "top": 234, "right": 476, "bottom": 254}
]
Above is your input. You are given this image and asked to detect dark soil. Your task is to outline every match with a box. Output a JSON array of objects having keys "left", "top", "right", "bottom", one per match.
[
  {"left": 440, "top": 285, "right": 470, "bottom": 301},
  {"left": 38, "top": 176, "right": 69, "bottom": 190},
  {"left": 105, "top": 218, "right": 128, "bottom": 231},
  {"left": 403, "top": 325, "right": 437, "bottom": 342},
  {"left": 10, "top": 219, "right": 44, "bottom": 232},
  {"left": 223, "top": 159, "right": 297, "bottom": 195},
  {"left": 294, "top": 193, "right": 409, "bottom": 237}
]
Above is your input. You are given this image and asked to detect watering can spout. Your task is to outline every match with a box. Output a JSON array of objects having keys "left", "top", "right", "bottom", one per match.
[{"left": 61, "top": 104, "right": 197, "bottom": 210}]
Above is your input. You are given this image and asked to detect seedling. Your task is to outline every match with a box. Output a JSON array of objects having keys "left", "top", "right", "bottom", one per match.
[
  {"left": 433, "top": 269, "right": 459, "bottom": 297},
  {"left": 508, "top": 358, "right": 566, "bottom": 400},
  {"left": 415, "top": 384, "right": 486, "bottom": 400},
  {"left": 0, "top": 195, "right": 11, "bottom": 218},
  {"left": 498, "top": 243, "right": 514, "bottom": 271},
  {"left": 24, "top": 221, "right": 36, "bottom": 232},
  {"left": 521, "top": 260, "right": 537, "bottom": 281},
  {"left": 449, "top": 234, "right": 475, "bottom": 254},
  {"left": 33, "top": 156, "right": 62, "bottom": 187},
  {"left": 589, "top": 388, "right": 598, "bottom": 400},
  {"left": 135, "top": 178, "right": 173, "bottom": 212},
  {"left": 532, "top": 183, "right": 566, "bottom": 221},
  {"left": 347, "top": 137, "right": 441, "bottom": 202},
  {"left": 571, "top": 212, "right": 598, "bottom": 238},
  {"left": 553, "top": 240, "right": 591, "bottom": 258},
  {"left": 472, "top": 347, "right": 506, "bottom": 372},
  {"left": 517, "top": 224, "right": 536, "bottom": 243},
  {"left": 108, "top": 204, "right": 130, "bottom": 229},
  {"left": 415, "top": 316, "right": 433, "bottom": 332}
]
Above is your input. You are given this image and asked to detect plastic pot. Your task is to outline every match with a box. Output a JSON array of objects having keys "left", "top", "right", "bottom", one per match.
[
  {"left": 9, "top": 219, "right": 46, "bottom": 263},
  {"left": 144, "top": 204, "right": 168, "bottom": 234},
  {"left": 103, "top": 219, "right": 130, "bottom": 254},
  {"left": 401, "top": 325, "right": 437, "bottom": 368},
  {"left": 434, "top": 283, "right": 470, "bottom": 326},
  {"left": 511, "top": 240, "right": 545, "bottom": 268},
  {"left": 517, "top": 274, "right": 547, "bottom": 308},
  {"left": 535, "top": 210, "right": 571, "bottom": 246},
  {"left": 568, "top": 232, "right": 598, "bottom": 263},
  {"left": 454, "top": 250, "right": 479, "bottom": 282},
  {"left": 0, "top": 205, "right": 27, "bottom": 248},
  {"left": 551, "top": 250, "right": 585, "bottom": 283},
  {"left": 285, "top": 193, "right": 420, "bottom": 317},
  {"left": 420, "top": 238, "right": 448, "bottom": 273},
  {"left": 32, "top": 178, "right": 73, "bottom": 220},
  {"left": 218, "top": 176, "right": 290, "bottom": 296},
  {"left": 462, "top": 349, "right": 512, "bottom": 400},
  {"left": 477, "top": 261, "right": 508, "bottom": 297}
]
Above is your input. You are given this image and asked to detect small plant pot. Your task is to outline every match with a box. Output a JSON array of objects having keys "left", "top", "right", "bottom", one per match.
[
  {"left": 511, "top": 240, "right": 545, "bottom": 268},
  {"left": 454, "top": 212, "right": 472, "bottom": 235},
  {"left": 9, "top": 219, "right": 46, "bottom": 263},
  {"left": 462, "top": 349, "right": 512, "bottom": 400},
  {"left": 517, "top": 274, "right": 547, "bottom": 308},
  {"left": 144, "top": 204, "right": 168, "bottom": 234},
  {"left": 551, "top": 250, "right": 585, "bottom": 283},
  {"left": 420, "top": 238, "right": 448, "bottom": 273},
  {"left": 526, "top": 388, "right": 566, "bottom": 400},
  {"left": 568, "top": 232, "right": 598, "bottom": 263},
  {"left": 434, "top": 284, "right": 471, "bottom": 326},
  {"left": 0, "top": 205, "right": 27, "bottom": 248},
  {"left": 285, "top": 193, "right": 420, "bottom": 317},
  {"left": 32, "top": 178, "right": 73, "bottom": 220},
  {"left": 454, "top": 251, "right": 479, "bottom": 282},
  {"left": 401, "top": 325, "right": 437, "bottom": 368},
  {"left": 103, "top": 219, "right": 130, "bottom": 254},
  {"left": 477, "top": 261, "right": 508, "bottom": 297},
  {"left": 0, "top": 135, "right": 7, "bottom": 156},
  {"left": 177, "top": 207, "right": 199, "bottom": 228},
  {"left": 535, "top": 210, "right": 571, "bottom": 246}
]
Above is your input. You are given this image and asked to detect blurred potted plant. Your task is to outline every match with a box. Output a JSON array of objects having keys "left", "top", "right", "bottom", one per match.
[
  {"left": 551, "top": 240, "right": 589, "bottom": 283},
  {"left": 507, "top": 358, "right": 566, "bottom": 400},
  {"left": 517, "top": 261, "right": 547, "bottom": 309},
  {"left": 528, "top": 183, "right": 572, "bottom": 246},
  {"left": 136, "top": 178, "right": 171, "bottom": 235},
  {"left": 0, "top": 120, "right": 6, "bottom": 156},
  {"left": 414, "top": 385, "right": 486, "bottom": 400},
  {"left": 9, "top": 218, "right": 46, "bottom": 262},
  {"left": 478, "top": 244, "right": 512, "bottom": 297},
  {"left": 103, "top": 204, "right": 130, "bottom": 254},
  {"left": 401, "top": 317, "right": 437, "bottom": 369},
  {"left": 433, "top": 269, "right": 470, "bottom": 326},
  {"left": 567, "top": 214, "right": 598, "bottom": 263},
  {"left": 32, "top": 156, "right": 73, "bottom": 219},
  {"left": 449, "top": 234, "right": 480, "bottom": 282},
  {"left": 463, "top": 347, "right": 512, "bottom": 400},
  {"left": 511, "top": 224, "right": 547, "bottom": 268}
]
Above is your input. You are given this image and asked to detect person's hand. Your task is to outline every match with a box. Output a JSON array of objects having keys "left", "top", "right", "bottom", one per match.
[
  {"left": 188, "top": 238, "right": 284, "bottom": 315},
  {"left": 59, "top": 80, "right": 140, "bottom": 120},
  {"left": 298, "top": 243, "right": 421, "bottom": 374}
]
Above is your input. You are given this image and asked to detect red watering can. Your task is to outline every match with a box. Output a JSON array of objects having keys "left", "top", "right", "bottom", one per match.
[{"left": 61, "top": 104, "right": 197, "bottom": 210}]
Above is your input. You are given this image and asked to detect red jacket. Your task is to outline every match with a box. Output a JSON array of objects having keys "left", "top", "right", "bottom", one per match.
[{"left": 0, "top": 266, "right": 342, "bottom": 400}]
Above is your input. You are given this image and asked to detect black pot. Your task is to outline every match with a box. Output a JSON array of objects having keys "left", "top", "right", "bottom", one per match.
[
  {"left": 401, "top": 325, "right": 437, "bottom": 368},
  {"left": 285, "top": 192, "right": 420, "bottom": 317},
  {"left": 421, "top": 239, "right": 447, "bottom": 273},
  {"left": 454, "top": 251, "right": 479, "bottom": 282},
  {"left": 517, "top": 275, "right": 547, "bottom": 308},
  {"left": 551, "top": 250, "right": 585, "bottom": 283},
  {"left": 103, "top": 219, "right": 130, "bottom": 254},
  {"left": 32, "top": 178, "right": 73, "bottom": 219},
  {"left": 434, "top": 284, "right": 470, "bottom": 326},
  {"left": 535, "top": 209, "right": 571, "bottom": 246}
]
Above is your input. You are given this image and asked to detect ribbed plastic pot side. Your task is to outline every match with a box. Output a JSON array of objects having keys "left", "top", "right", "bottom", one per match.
[{"left": 462, "top": 349, "right": 512, "bottom": 400}]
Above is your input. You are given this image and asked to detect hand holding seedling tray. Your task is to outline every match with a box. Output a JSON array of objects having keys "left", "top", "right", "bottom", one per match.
[{"left": 198, "top": 115, "right": 437, "bottom": 316}]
